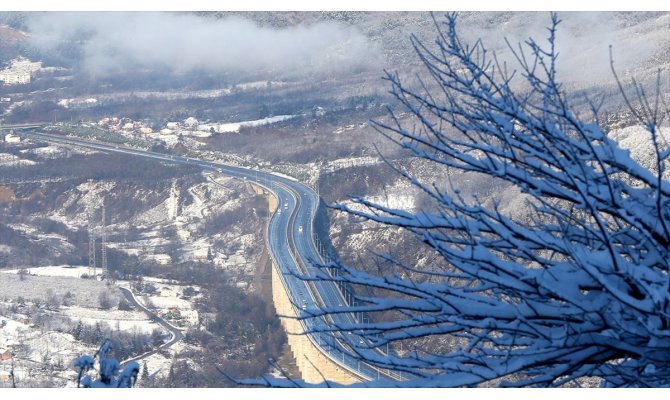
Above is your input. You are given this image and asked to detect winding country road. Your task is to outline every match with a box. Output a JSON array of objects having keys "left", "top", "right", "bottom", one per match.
[{"left": 117, "top": 287, "right": 184, "bottom": 365}]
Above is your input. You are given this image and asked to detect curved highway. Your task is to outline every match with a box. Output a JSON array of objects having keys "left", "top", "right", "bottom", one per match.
[{"left": 18, "top": 130, "right": 398, "bottom": 382}]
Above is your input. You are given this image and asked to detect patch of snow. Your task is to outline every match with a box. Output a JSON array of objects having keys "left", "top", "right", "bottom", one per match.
[
  {"left": 63, "top": 307, "right": 157, "bottom": 334},
  {"left": 0, "top": 272, "right": 113, "bottom": 305},
  {"left": 609, "top": 125, "right": 670, "bottom": 177},
  {"left": 217, "top": 114, "right": 295, "bottom": 133},
  {"left": 23, "top": 145, "right": 69, "bottom": 159},
  {"left": 0, "top": 153, "right": 37, "bottom": 166},
  {"left": 145, "top": 296, "right": 192, "bottom": 310},
  {"left": 0, "top": 315, "right": 30, "bottom": 348},
  {"left": 323, "top": 156, "right": 382, "bottom": 172},
  {"left": 49, "top": 180, "right": 116, "bottom": 229},
  {"left": 235, "top": 80, "right": 285, "bottom": 90},
  {"left": 2, "top": 265, "right": 89, "bottom": 278}
]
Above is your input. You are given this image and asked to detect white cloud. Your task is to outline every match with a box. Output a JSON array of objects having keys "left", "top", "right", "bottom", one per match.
[{"left": 26, "top": 12, "right": 382, "bottom": 78}]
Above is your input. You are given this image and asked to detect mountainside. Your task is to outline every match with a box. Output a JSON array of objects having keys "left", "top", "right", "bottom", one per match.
[{"left": 1, "top": 10, "right": 670, "bottom": 387}]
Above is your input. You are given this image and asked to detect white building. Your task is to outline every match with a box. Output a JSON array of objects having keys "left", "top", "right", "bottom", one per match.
[
  {"left": 0, "top": 58, "right": 41, "bottom": 85},
  {"left": 0, "top": 70, "right": 30, "bottom": 85},
  {"left": 12, "top": 58, "right": 42, "bottom": 73},
  {"left": 4, "top": 133, "right": 20, "bottom": 144}
]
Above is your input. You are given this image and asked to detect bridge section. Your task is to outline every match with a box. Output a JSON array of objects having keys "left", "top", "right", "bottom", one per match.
[
  {"left": 270, "top": 257, "right": 363, "bottom": 384},
  {"left": 256, "top": 185, "right": 362, "bottom": 384}
]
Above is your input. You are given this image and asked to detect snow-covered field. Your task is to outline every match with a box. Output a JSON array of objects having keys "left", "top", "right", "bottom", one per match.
[
  {"left": 2, "top": 265, "right": 89, "bottom": 278},
  {"left": 0, "top": 270, "right": 145, "bottom": 387},
  {"left": 62, "top": 306, "right": 157, "bottom": 334},
  {"left": 0, "top": 269, "right": 113, "bottom": 305},
  {"left": 0, "top": 264, "right": 205, "bottom": 387},
  {"left": 145, "top": 296, "right": 192, "bottom": 310},
  {"left": 216, "top": 114, "right": 295, "bottom": 133},
  {"left": 0, "top": 315, "right": 81, "bottom": 387}
]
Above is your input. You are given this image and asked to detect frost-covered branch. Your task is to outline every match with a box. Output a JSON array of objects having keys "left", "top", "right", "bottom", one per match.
[
  {"left": 74, "top": 339, "right": 139, "bottom": 388},
  {"left": 313, "top": 12, "right": 670, "bottom": 387}
]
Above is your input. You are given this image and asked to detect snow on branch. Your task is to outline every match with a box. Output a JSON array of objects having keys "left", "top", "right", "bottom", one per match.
[
  {"left": 75, "top": 339, "right": 139, "bottom": 388},
  {"left": 314, "top": 12, "right": 670, "bottom": 387}
]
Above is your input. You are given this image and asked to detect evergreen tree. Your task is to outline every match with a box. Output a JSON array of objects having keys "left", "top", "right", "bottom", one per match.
[
  {"left": 72, "top": 320, "right": 83, "bottom": 341},
  {"left": 141, "top": 360, "right": 149, "bottom": 381},
  {"left": 93, "top": 322, "right": 104, "bottom": 344}
]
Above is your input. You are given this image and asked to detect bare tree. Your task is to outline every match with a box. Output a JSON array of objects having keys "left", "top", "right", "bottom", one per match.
[
  {"left": 312, "top": 13, "right": 670, "bottom": 387},
  {"left": 17, "top": 268, "right": 28, "bottom": 281},
  {"left": 98, "top": 290, "right": 114, "bottom": 310}
]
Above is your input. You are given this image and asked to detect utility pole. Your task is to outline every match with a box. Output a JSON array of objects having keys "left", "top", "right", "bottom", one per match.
[
  {"left": 101, "top": 202, "right": 108, "bottom": 280},
  {"left": 88, "top": 223, "right": 96, "bottom": 277},
  {"left": 9, "top": 353, "right": 16, "bottom": 388}
]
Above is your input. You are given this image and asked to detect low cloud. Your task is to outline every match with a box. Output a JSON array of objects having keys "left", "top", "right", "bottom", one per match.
[{"left": 26, "top": 12, "right": 382, "bottom": 79}]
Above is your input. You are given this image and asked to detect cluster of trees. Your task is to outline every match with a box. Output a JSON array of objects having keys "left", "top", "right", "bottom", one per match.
[
  {"left": 318, "top": 163, "right": 399, "bottom": 203},
  {"left": 158, "top": 280, "right": 285, "bottom": 387},
  {"left": 113, "top": 257, "right": 285, "bottom": 388},
  {"left": 70, "top": 319, "right": 163, "bottom": 362}
]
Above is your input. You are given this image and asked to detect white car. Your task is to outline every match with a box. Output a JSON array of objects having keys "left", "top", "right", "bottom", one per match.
[{"left": 298, "top": 225, "right": 303, "bottom": 233}]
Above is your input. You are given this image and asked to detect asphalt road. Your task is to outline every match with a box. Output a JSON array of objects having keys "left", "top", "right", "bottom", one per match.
[
  {"left": 118, "top": 287, "right": 184, "bottom": 365},
  {"left": 19, "top": 130, "right": 398, "bottom": 382}
]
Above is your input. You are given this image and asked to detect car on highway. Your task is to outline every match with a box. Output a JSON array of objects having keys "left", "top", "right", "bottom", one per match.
[
  {"left": 284, "top": 202, "right": 288, "bottom": 209},
  {"left": 298, "top": 225, "right": 303, "bottom": 233}
]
